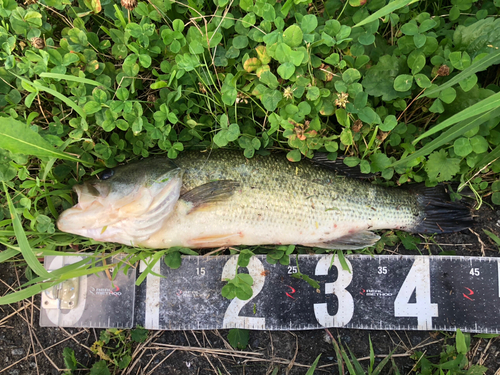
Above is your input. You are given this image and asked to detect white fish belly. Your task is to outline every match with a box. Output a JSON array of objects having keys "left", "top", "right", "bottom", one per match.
[{"left": 140, "top": 187, "right": 412, "bottom": 249}]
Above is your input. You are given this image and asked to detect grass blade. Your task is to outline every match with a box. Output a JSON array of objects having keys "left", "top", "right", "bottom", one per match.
[
  {"left": 369, "top": 335, "right": 375, "bottom": 373},
  {"left": 412, "top": 91, "right": 500, "bottom": 145},
  {"left": 0, "top": 248, "right": 19, "bottom": 263},
  {"left": 135, "top": 251, "right": 165, "bottom": 286},
  {"left": 474, "top": 143, "right": 500, "bottom": 171},
  {"left": 20, "top": 262, "right": 116, "bottom": 293},
  {"left": 0, "top": 240, "right": 69, "bottom": 258},
  {"left": 3, "top": 182, "right": 51, "bottom": 278},
  {"left": 353, "top": 0, "right": 419, "bottom": 28},
  {"left": 336, "top": 250, "right": 352, "bottom": 273},
  {"left": 32, "top": 82, "right": 87, "bottom": 123},
  {"left": 55, "top": 264, "right": 114, "bottom": 280},
  {"left": 305, "top": 354, "right": 322, "bottom": 375},
  {"left": 0, "top": 281, "right": 59, "bottom": 305},
  {"left": 20, "top": 256, "right": 94, "bottom": 287},
  {"left": 424, "top": 50, "right": 500, "bottom": 98},
  {"left": 40, "top": 72, "right": 110, "bottom": 89},
  {"left": 372, "top": 348, "right": 396, "bottom": 375},
  {"left": 483, "top": 229, "right": 500, "bottom": 247},
  {"left": 11, "top": 73, "right": 87, "bottom": 124},
  {"left": 0, "top": 117, "right": 86, "bottom": 164},
  {"left": 340, "top": 345, "right": 357, "bottom": 375},
  {"left": 331, "top": 335, "right": 344, "bottom": 374},
  {"left": 475, "top": 333, "right": 500, "bottom": 339},
  {"left": 42, "top": 138, "right": 76, "bottom": 181},
  {"left": 390, "top": 358, "right": 401, "bottom": 375},
  {"left": 391, "top": 107, "right": 500, "bottom": 168},
  {"left": 346, "top": 345, "right": 365, "bottom": 374}
]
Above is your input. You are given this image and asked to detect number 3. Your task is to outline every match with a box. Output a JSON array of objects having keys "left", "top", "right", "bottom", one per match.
[{"left": 314, "top": 254, "right": 354, "bottom": 327}]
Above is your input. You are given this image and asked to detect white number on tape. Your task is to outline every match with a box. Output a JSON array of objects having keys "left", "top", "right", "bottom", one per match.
[
  {"left": 314, "top": 254, "right": 354, "bottom": 327},
  {"left": 394, "top": 257, "right": 438, "bottom": 330},
  {"left": 221, "top": 256, "right": 266, "bottom": 329}
]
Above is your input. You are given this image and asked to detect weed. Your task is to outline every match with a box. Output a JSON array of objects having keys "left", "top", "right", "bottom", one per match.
[
  {"left": 63, "top": 327, "right": 148, "bottom": 374},
  {"left": 411, "top": 329, "right": 488, "bottom": 374},
  {"left": 1, "top": 0, "right": 500, "bottom": 302}
]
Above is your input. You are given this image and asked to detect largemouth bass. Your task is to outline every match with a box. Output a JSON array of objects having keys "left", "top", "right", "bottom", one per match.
[{"left": 57, "top": 151, "right": 472, "bottom": 250}]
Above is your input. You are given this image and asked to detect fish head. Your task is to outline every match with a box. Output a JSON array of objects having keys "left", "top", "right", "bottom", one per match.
[{"left": 57, "top": 157, "right": 182, "bottom": 245}]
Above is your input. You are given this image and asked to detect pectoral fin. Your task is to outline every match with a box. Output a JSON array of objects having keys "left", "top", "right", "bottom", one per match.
[
  {"left": 181, "top": 180, "right": 240, "bottom": 213},
  {"left": 302, "top": 231, "right": 380, "bottom": 250}
]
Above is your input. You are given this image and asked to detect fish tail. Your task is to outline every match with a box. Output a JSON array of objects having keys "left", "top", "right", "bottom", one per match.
[{"left": 410, "top": 185, "right": 473, "bottom": 234}]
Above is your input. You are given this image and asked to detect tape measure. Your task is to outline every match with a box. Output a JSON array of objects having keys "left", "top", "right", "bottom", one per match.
[{"left": 40, "top": 254, "right": 500, "bottom": 333}]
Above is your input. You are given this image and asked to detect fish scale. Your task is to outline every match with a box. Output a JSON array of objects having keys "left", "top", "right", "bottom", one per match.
[
  {"left": 57, "top": 150, "right": 472, "bottom": 249},
  {"left": 143, "top": 151, "right": 421, "bottom": 249}
]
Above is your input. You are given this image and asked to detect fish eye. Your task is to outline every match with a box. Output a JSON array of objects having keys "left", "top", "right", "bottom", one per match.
[{"left": 100, "top": 169, "right": 114, "bottom": 180}]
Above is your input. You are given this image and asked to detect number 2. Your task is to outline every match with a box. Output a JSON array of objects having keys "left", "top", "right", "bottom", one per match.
[
  {"left": 314, "top": 254, "right": 354, "bottom": 327},
  {"left": 221, "top": 256, "right": 266, "bottom": 329}
]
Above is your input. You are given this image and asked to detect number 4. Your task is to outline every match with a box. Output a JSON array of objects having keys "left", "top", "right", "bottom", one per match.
[{"left": 394, "top": 257, "right": 438, "bottom": 330}]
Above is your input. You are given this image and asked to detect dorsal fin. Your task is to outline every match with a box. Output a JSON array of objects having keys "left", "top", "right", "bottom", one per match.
[{"left": 310, "top": 153, "right": 375, "bottom": 179}]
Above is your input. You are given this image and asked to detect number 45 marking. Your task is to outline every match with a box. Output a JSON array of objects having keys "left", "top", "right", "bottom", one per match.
[{"left": 394, "top": 257, "right": 438, "bottom": 330}]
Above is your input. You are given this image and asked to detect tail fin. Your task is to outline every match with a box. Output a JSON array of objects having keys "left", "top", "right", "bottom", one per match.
[{"left": 410, "top": 185, "right": 473, "bottom": 234}]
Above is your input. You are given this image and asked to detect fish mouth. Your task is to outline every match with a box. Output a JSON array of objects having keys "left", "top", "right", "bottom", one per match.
[{"left": 57, "top": 169, "right": 183, "bottom": 245}]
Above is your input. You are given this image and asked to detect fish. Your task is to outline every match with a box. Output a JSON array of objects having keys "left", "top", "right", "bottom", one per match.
[{"left": 57, "top": 150, "right": 473, "bottom": 250}]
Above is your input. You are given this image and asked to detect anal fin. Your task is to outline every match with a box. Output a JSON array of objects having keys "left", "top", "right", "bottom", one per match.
[
  {"left": 189, "top": 233, "right": 242, "bottom": 247},
  {"left": 302, "top": 230, "right": 380, "bottom": 250}
]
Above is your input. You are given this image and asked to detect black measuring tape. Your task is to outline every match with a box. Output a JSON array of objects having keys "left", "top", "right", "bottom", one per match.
[{"left": 40, "top": 254, "right": 500, "bottom": 333}]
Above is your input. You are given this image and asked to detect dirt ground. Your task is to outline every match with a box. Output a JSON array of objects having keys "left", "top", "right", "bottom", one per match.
[{"left": 2, "top": 203, "right": 500, "bottom": 375}]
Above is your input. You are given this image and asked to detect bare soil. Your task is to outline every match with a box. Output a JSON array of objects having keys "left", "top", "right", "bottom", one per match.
[{"left": 1, "top": 203, "right": 500, "bottom": 375}]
